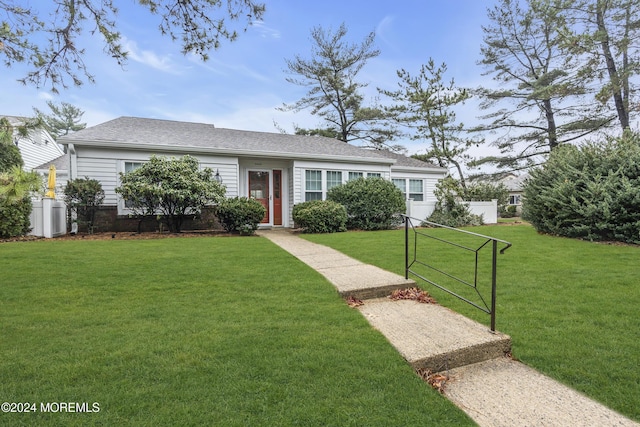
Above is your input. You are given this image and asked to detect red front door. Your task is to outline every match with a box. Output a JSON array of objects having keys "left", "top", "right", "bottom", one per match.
[{"left": 273, "top": 170, "right": 282, "bottom": 226}]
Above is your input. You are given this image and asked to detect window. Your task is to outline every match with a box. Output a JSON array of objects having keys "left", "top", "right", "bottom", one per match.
[
  {"left": 367, "top": 172, "right": 382, "bottom": 178},
  {"left": 392, "top": 179, "right": 406, "bottom": 199},
  {"left": 326, "top": 171, "right": 342, "bottom": 190},
  {"left": 124, "top": 161, "right": 144, "bottom": 174},
  {"left": 348, "top": 171, "right": 363, "bottom": 181},
  {"left": 305, "top": 170, "right": 322, "bottom": 201},
  {"left": 123, "top": 162, "right": 145, "bottom": 208},
  {"left": 509, "top": 194, "right": 521, "bottom": 205},
  {"left": 409, "top": 179, "right": 424, "bottom": 201}
]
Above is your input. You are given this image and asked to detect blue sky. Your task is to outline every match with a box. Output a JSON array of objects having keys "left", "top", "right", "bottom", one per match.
[{"left": 3, "top": 0, "right": 492, "bottom": 156}]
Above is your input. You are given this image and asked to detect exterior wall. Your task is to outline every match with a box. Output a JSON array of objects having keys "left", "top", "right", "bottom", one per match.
[
  {"left": 238, "top": 158, "right": 293, "bottom": 227},
  {"left": 69, "top": 144, "right": 446, "bottom": 231},
  {"left": 17, "top": 129, "right": 64, "bottom": 171},
  {"left": 391, "top": 169, "right": 445, "bottom": 220},
  {"left": 292, "top": 159, "right": 392, "bottom": 206},
  {"left": 71, "top": 146, "right": 239, "bottom": 210}
]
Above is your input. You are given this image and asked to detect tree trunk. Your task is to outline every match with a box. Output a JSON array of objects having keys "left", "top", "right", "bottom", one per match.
[
  {"left": 597, "top": 2, "right": 630, "bottom": 130},
  {"left": 543, "top": 99, "right": 559, "bottom": 151}
]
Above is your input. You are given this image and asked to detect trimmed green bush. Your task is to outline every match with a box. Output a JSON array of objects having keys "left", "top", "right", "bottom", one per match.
[
  {"left": 216, "top": 197, "right": 266, "bottom": 235},
  {"left": 501, "top": 205, "right": 518, "bottom": 218},
  {"left": 292, "top": 200, "right": 347, "bottom": 233},
  {"left": 0, "top": 196, "right": 32, "bottom": 238},
  {"left": 64, "top": 177, "right": 105, "bottom": 234},
  {"left": 522, "top": 131, "right": 640, "bottom": 244},
  {"left": 327, "top": 177, "right": 405, "bottom": 230}
]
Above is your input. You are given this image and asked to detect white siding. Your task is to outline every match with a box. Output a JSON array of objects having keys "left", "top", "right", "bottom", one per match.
[
  {"left": 17, "top": 129, "right": 64, "bottom": 171},
  {"left": 391, "top": 169, "right": 446, "bottom": 221},
  {"left": 72, "top": 147, "right": 239, "bottom": 211},
  {"left": 292, "top": 159, "right": 393, "bottom": 204}
]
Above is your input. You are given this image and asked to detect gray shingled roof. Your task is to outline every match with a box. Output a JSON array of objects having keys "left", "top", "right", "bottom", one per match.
[
  {"left": 59, "top": 117, "right": 443, "bottom": 169},
  {"left": 372, "top": 149, "right": 443, "bottom": 169},
  {"left": 33, "top": 154, "right": 69, "bottom": 171},
  {"left": 60, "top": 117, "right": 392, "bottom": 162}
]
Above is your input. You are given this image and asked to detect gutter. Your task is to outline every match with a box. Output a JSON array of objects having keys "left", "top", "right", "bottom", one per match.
[{"left": 57, "top": 139, "right": 396, "bottom": 165}]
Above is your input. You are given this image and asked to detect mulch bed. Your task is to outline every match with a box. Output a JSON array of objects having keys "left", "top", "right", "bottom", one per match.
[{"left": 1, "top": 230, "right": 233, "bottom": 243}]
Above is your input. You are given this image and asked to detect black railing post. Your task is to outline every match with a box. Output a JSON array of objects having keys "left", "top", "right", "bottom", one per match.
[
  {"left": 490, "top": 239, "right": 498, "bottom": 332},
  {"left": 402, "top": 216, "right": 510, "bottom": 332},
  {"left": 404, "top": 215, "right": 409, "bottom": 280}
]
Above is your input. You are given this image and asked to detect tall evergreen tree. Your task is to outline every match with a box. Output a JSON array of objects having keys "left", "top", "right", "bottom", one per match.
[
  {"left": 34, "top": 101, "right": 86, "bottom": 139},
  {"left": 473, "top": 0, "right": 613, "bottom": 172},
  {"left": 381, "top": 59, "right": 474, "bottom": 188},
  {"left": 281, "top": 23, "right": 398, "bottom": 149},
  {"left": 561, "top": 0, "right": 639, "bottom": 131}
]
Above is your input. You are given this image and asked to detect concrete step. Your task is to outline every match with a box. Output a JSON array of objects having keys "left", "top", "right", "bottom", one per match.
[
  {"left": 445, "top": 357, "right": 640, "bottom": 427},
  {"left": 357, "top": 298, "right": 511, "bottom": 373}
]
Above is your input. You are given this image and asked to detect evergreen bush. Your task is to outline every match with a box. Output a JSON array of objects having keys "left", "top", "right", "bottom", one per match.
[
  {"left": 292, "top": 200, "right": 347, "bottom": 233},
  {"left": 0, "top": 197, "right": 32, "bottom": 238},
  {"left": 522, "top": 131, "right": 640, "bottom": 244},
  {"left": 216, "top": 197, "right": 266, "bottom": 235},
  {"left": 327, "top": 177, "right": 405, "bottom": 230},
  {"left": 64, "top": 177, "right": 105, "bottom": 233}
]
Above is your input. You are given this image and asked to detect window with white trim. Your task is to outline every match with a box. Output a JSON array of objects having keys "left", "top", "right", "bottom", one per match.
[
  {"left": 509, "top": 194, "right": 521, "bottom": 205},
  {"left": 326, "top": 171, "right": 342, "bottom": 190},
  {"left": 124, "top": 161, "right": 144, "bottom": 174},
  {"left": 392, "top": 179, "right": 406, "bottom": 199},
  {"left": 348, "top": 171, "right": 363, "bottom": 181},
  {"left": 409, "top": 179, "right": 424, "bottom": 201},
  {"left": 305, "top": 170, "right": 322, "bottom": 201},
  {"left": 123, "top": 162, "right": 145, "bottom": 208},
  {"left": 367, "top": 172, "right": 382, "bottom": 178}
]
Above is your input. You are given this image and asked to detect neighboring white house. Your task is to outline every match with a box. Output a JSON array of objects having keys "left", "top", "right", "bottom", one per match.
[
  {"left": 2, "top": 115, "right": 65, "bottom": 171},
  {"left": 58, "top": 117, "right": 447, "bottom": 229},
  {"left": 500, "top": 173, "right": 528, "bottom": 214}
]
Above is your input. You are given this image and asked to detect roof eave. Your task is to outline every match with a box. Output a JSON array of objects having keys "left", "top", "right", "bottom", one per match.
[
  {"left": 59, "top": 139, "right": 396, "bottom": 165},
  {"left": 391, "top": 165, "right": 447, "bottom": 174}
]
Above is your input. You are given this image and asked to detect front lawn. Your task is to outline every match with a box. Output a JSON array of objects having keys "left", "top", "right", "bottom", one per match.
[
  {"left": 302, "top": 225, "right": 640, "bottom": 422},
  {"left": 0, "top": 237, "right": 474, "bottom": 426}
]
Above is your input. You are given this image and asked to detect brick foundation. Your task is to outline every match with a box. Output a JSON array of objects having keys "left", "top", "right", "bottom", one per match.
[{"left": 80, "top": 206, "right": 222, "bottom": 233}]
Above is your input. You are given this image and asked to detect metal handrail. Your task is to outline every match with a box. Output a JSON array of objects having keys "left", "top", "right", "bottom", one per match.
[{"left": 402, "top": 215, "right": 512, "bottom": 331}]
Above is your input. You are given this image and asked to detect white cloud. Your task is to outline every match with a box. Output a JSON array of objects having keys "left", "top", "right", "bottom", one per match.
[
  {"left": 187, "top": 55, "right": 271, "bottom": 83},
  {"left": 122, "top": 38, "right": 182, "bottom": 74},
  {"left": 251, "top": 20, "right": 282, "bottom": 39},
  {"left": 375, "top": 15, "right": 396, "bottom": 49}
]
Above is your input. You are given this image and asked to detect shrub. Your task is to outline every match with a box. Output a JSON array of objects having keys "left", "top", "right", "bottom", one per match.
[
  {"left": 216, "top": 197, "right": 266, "bottom": 235},
  {"left": 327, "top": 177, "right": 405, "bottom": 230},
  {"left": 292, "top": 200, "right": 347, "bottom": 233},
  {"left": 115, "top": 155, "right": 226, "bottom": 233},
  {"left": 64, "top": 177, "right": 105, "bottom": 233},
  {"left": 0, "top": 166, "right": 41, "bottom": 238},
  {"left": 0, "top": 197, "right": 32, "bottom": 238},
  {"left": 522, "top": 131, "right": 640, "bottom": 244},
  {"left": 464, "top": 181, "right": 509, "bottom": 215},
  {"left": 425, "top": 177, "right": 483, "bottom": 227},
  {"left": 501, "top": 205, "right": 518, "bottom": 218}
]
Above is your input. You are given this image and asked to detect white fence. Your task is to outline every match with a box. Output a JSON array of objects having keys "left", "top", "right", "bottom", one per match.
[
  {"left": 29, "top": 198, "right": 67, "bottom": 238},
  {"left": 406, "top": 199, "right": 498, "bottom": 224}
]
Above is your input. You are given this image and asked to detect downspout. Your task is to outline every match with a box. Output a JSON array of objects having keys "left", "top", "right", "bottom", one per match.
[
  {"left": 68, "top": 143, "right": 77, "bottom": 180},
  {"left": 67, "top": 143, "right": 78, "bottom": 234}
]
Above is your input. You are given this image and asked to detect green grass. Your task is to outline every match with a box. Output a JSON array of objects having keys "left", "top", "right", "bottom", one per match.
[
  {"left": 302, "top": 225, "right": 640, "bottom": 421},
  {"left": 0, "top": 237, "right": 474, "bottom": 426}
]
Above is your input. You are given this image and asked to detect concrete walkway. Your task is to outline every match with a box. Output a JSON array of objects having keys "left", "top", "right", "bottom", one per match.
[{"left": 258, "top": 229, "right": 639, "bottom": 427}]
